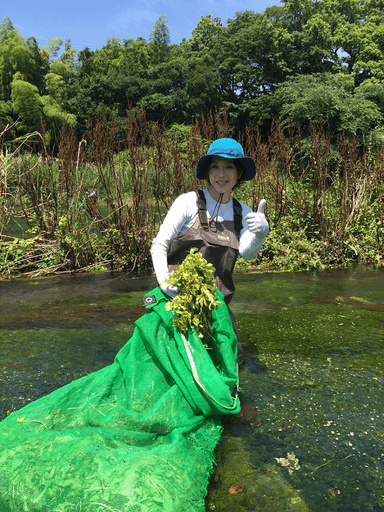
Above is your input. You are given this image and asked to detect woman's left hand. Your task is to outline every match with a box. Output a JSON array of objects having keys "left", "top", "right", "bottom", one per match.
[{"left": 244, "top": 199, "right": 269, "bottom": 239}]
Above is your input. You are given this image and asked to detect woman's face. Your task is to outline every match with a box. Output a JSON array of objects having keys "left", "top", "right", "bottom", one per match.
[{"left": 207, "top": 156, "right": 241, "bottom": 199}]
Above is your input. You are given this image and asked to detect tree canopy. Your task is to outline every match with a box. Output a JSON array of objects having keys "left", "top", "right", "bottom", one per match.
[{"left": 1, "top": 1, "right": 384, "bottom": 148}]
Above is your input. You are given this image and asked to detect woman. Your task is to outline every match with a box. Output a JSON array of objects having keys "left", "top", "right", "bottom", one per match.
[{"left": 151, "top": 137, "right": 269, "bottom": 363}]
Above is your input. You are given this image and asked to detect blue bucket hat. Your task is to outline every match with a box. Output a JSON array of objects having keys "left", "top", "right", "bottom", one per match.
[{"left": 196, "top": 138, "right": 256, "bottom": 181}]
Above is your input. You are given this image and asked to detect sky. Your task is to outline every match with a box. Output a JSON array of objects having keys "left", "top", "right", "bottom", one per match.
[{"left": 3, "top": 0, "right": 282, "bottom": 51}]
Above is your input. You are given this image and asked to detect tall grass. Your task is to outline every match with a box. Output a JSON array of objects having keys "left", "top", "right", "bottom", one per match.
[{"left": 0, "top": 109, "right": 383, "bottom": 276}]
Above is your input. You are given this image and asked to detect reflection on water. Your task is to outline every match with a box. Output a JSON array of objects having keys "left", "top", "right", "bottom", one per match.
[
  {"left": 2, "top": 216, "right": 31, "bottom": 240},
  {"left": 1, "top": 266, "right": 383, "bottom": 511}
]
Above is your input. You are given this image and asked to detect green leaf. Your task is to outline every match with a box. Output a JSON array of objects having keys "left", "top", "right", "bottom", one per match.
[{"left": 166, "top": 248, "right": 222, "bottom": 344}]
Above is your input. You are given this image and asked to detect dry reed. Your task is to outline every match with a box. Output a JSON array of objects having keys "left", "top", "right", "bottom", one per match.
[{"left": 0, "top": 109, "right": 383, "bottom": 276}]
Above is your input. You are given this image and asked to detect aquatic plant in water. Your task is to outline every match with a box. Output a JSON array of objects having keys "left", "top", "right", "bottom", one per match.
[{"left": 275, "top": 452, "right": 301, "bottom": 475}]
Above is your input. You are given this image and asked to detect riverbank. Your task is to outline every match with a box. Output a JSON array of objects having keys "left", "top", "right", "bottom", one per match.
[
  {"left": 1, "top": 218, "right": 382, "bottom": 279},
  {"left": 1, "top": 114, "right": 383, "bottom": 278}
]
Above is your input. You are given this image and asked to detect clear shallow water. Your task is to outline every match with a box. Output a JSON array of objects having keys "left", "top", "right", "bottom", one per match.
[
  {"left": 0, "top": 267, "right": 383, "bottom": 511},
  {"left": 209, "top": 267, "right": 384, "bottom": 511}
]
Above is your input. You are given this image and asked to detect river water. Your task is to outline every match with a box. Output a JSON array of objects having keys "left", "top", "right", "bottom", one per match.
[{"left": 0, "top": 267, "right": 383, "bottom": 511}]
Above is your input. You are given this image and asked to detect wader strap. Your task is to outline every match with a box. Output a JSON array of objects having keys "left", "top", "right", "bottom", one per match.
[
  {"left": 197, "top": 189, "right": 209, "bottom": 230},
  {"left": 196, "top": 190, "right": 243, "bottom": 234},
  {"left": 233, "top": 198, "right": 243, "bottom": 233}
]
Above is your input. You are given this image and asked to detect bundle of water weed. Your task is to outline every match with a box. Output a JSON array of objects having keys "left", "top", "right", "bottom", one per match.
[{"left": 165, "top": 248, "right": 222, "bottom": 346}]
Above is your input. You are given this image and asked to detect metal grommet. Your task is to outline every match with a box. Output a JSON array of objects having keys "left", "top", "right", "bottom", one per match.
[{"left": 143, "top": 295, "right": 156, "bottom": 306}]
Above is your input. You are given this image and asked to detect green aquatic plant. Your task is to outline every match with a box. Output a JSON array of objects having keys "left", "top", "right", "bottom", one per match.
[
  {"left": 164, "top": 248, "right": 222, "bottom": 344},
  {"left": 275, "top": 452, "right": 301, "bottom": 475}
]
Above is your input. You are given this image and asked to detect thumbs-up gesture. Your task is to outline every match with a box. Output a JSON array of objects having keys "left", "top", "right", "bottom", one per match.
[{"left": 244, "top": 199, "right": 269, "bottom": 239}]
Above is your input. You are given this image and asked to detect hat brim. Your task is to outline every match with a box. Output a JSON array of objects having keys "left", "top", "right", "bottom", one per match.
[{"left": 196, "top": 154, "right": 256, "bottom": 181}]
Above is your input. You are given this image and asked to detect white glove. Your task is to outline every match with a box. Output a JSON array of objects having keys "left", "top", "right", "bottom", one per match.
[
  {"left": 160, "top": 281, "right": 179, "bottom": 298},
  {"left": 244, "top": 199, "right": 269, "bottom": 239}
]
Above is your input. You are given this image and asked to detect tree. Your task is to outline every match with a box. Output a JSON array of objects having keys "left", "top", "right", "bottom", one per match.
[
  {"left": 41, "top": 95, "right": 76, "bottom": 145},
  {"left": 149, "top": 14, "right": 171, "bottom": 46},
  {"left": 0, "top": 17, "right": 35, "bottom": 101},
  {"left": 149, "top": 15, "right": 171, "bottom": 64},
  {"left": 0, "top": 100, "right": 12, "bottom": 127},
  {"left": 214, "top": 11, "right": 281, "bottom": 101},
  {"left": 45, "top": 72, "right": 66, "bottom": 101},
  {"left": 275, "top": 73, "right": 383, "bottom": 145},
  {"left": 67, "top": 37, "right": 152, "bottom": 135},
  {"left": 271, "top": 0, "right": 340, "bottom": 76},
  {"left": 355, "top": 78, "right": 384, "bottom": 114},
  {"left": 26, "top": 36, "right": 50, "bottom": 94},
  {"left": 191, "top": 15, "right": 223, "bottom": 52},
  {"left": 44, "top": 38, "right": 63, "bottom": 60},
  {"left": 11, "top": 73, "right": 42, "bottom": 131}
]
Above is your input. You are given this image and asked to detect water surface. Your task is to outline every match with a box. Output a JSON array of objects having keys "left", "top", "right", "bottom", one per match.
[{"left": 1, "top": 267, "right": 383, "bottom": 511}]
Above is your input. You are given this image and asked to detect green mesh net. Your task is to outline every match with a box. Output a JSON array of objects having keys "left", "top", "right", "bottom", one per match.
[{"left": 0, "top": 286, "right": 240, "bottom": 511}]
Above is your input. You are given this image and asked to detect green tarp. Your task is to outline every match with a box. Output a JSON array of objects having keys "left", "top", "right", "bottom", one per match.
[{"left": 0, "top": 286, "right": 240, "bottom": 511}]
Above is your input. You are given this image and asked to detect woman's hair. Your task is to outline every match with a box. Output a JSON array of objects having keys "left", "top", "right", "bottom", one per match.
[
  {"left": 232, "top": 160, "right": 245, "bottom": 190},
  {"left": 203, "top": 157, "right": 245, "bottom": 190}
]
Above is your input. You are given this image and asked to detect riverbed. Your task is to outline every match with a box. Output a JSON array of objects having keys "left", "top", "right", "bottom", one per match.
[{"left": 1, "top": 266, "right": 383, "bottom": 511}]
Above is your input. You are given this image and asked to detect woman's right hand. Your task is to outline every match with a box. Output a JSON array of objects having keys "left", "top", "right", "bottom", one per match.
[
  {"left": 244, "top": 199, "right": 269, "bottom": 239},
  {"left": 160, "top": 281, "right": 179, "bottom": 298}
]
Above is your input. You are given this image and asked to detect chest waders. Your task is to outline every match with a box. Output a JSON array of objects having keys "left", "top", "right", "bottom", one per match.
[
  {"left": 168, "top": 190, "right": 243, "bottom": 304},
  {"left": 167, "top": 189, "right": 245, "bottom": 363}
]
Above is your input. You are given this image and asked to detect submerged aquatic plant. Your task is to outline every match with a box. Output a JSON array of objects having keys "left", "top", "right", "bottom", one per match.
[
  {"left": 275, "top": 452, "right": 301, "bottom": 475},
  {"left": 164, "top": 248, "right": 221, "bottom": 344}
]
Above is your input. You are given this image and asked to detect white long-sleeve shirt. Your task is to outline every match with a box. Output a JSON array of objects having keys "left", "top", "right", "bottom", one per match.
[{"left": 151, "top": 188, "right": 266, "bottom": 285}]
